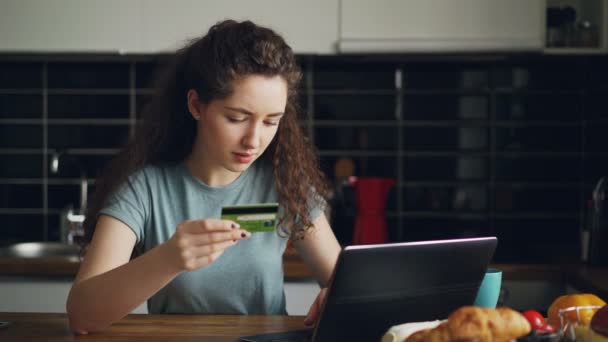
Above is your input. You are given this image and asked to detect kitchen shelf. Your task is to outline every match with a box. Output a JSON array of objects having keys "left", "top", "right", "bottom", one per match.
[
  {"left": 0, "top": 89, "right": 42, "bottom": 95},
  {"left": 47, "top": 89, "right": 131, "bottom": 95},
  {"left": 401, "top": 89, "right": 491, "bottom": 95},
  {"left": 0, "top": 149, "right": 44, "bottom": 154},
  {"left": 0, "top": 208, "right": 66, "bottom": 215},
  {"left": 313, "top": 89, "right": 396, "bottom": 95},
  {"left": 494, "top": 88, "right": 584, "bottom": 94},
  {"left": 493, "top": 213, "right": 579, "bottom": 219},
  {"left": 0, "top": 119, "right": 136, "bottom": 125},
  {"left": 318, "top": 150, "right": 584, "bottom": 157},
  {"left": 45, "top": 119, "right": 132, "bottom": 125},
  {"left": 0, "top": 208, "right": 46, "bottom": 214},
  {"left": 313, "top": 120, "right": 491, "bottom": 127},
  {"left": 0, "top": 178, "right": 96, "bottom": 185},
  {"left": 543, "top": 48, "right": 608, "bottom": 55}
]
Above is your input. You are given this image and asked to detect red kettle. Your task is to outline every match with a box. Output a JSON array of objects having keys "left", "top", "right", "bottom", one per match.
[{"left": 350, "top": 177, "right": 396, "bottom": 245}]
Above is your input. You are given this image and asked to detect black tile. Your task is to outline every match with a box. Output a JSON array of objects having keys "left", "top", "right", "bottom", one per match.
[
  {"left": 0, "top": 214, "right": 44, "bottom": 244},
  {"left": 0, "top": 184, "right": 42, "bottom": 208},
  {"left": 314, "top": 62, "right": 396, "bottom": 89},
  {"left": 403, "top": 157, "right": 487, "bottom": 181},
  {"left": 320, "top": 156, "right": 397, "bottom": 179},
  {"left": 496, "top": 94, "right": 581, "bottom": 121},
  {"left": 403, "top": 126, "right": 488, "bottom": 150},
  {"left": 47, "top": 154, "right": 115, "bottom": 179},
  {"left": 48, "top": 62, "right": 129, "bottom": 88},
  {"left": 48, "top": 94, "right": 129, "bottom": 118},
  {"left": 588, "top": 59, "right": 608, "bottom": 91},
  {"left": 403, "top": 95, "right": 488, "bottom": 120},
  {"left": 314, "top": 94, "right": 395, "bottom": 120},
  {"left": 0, "top": 155, "right": 42, "bottom": 178},
  {"left": 0, "top": 94, "right": 42, "bottom": 118},
  {"left": 357, "top": 157, "right": 397, "bottom": 178},
  {"left": 0, "top": 125, "right": 42, "bottom": 148},
  {"left": 586, "top": 91, "right": 608, "bottom": 120},
  {"left": 135, "top": 59, "right": 172, "bottom": 89},
  {"left": 493, "top": 218, "right": 579, "bottom": 262},
  {"left": 46, "top": 213, "right": 61, "bottom": 242},
  {"left": 48, "top": 184, "right": 94, "bottom": 210},
  {"left": 585, "top": 122, "right": 608, "bottom": 153},
  {"left": 404, "top": 66, "right": 488, "bottom": 89},
  {"left": 495, "top": 157, "right": 580, "bottom": 181},
  {"left": 493, "top": 63, "right": 584, "bottom": 90},
  {"left": 403, "top": 185, "right": 487, "bottom": 211},
  {"left": 494, "top": 186, "right": 580, "bottom": 212},
  {"left": 48, "top": 125, "right": 129, "bottom": 149},
  {"left": 0, "top": 63, "right": 42, "bottom": 89},
  {"left": 400, "top": 217, "right": 491, "bottom": 242},
  {"left": 315, "top": 126, "right": 398, "bottom": 150},
  {"left": 496, "top": 126, "right": 581, "bottom": 152},
  {"left": 584, "top": 156, "right": 608, "bottom": 181}
]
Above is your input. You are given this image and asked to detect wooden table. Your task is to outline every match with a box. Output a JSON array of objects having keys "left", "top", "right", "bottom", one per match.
[{"left": 0, "top": 313, "right": 308, "bottom": 341}]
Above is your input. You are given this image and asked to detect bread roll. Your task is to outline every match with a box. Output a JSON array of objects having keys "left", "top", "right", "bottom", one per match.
[{"left": 404, "top": 306, "right": 531, "bottom": 342}]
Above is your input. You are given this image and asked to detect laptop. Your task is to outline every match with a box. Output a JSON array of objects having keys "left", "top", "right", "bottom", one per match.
[{"left": 240, "top": 236, "right": 497, "bottom": 342}]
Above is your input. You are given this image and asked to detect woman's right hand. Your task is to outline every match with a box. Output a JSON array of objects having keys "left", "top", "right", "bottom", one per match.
[{"left": 163, "top": 219, "right": 250, "bottom": 272}]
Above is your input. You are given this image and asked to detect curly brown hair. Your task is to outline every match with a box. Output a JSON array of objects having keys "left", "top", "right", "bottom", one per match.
[{"left": 84, "top": 20, "right": 330, "bottom": 249}]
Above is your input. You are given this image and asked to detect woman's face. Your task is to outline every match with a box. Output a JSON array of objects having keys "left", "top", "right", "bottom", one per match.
[{"left": 193, "top": 74, "right": 287, "bottom": 175}]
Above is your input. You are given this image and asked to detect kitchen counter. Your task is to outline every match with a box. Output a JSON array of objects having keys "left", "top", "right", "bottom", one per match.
[
  {"left": 2, "top": 247, "right": 608, "bottom": 300},
  {"left": 0, "top": 312, "right": 308, "bottom": 341}
]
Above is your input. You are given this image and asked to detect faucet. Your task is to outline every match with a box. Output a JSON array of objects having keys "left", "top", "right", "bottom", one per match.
[{"left": 50, "top": 150, "right": 86, "bottom": 244}]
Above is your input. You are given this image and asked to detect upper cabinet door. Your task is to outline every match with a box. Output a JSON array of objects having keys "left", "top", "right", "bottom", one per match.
[
  {"left": 339, "top": 0, "right": 545, "bottom": 53},
  {"left": 139, "top": 0, "right": 339, "bottom": 54},
  {"left": 0, "top": 0, "right": 140, "bottom": 53}
]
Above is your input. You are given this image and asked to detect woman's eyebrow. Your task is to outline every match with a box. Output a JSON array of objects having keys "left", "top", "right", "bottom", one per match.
[{"left": 224, "top": 106, "right": 284, "bottom": 117}]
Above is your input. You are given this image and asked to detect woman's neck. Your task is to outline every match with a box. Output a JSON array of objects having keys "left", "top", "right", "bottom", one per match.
[{"left": 185, "top": 149, "right": 242, "bottom": 187}]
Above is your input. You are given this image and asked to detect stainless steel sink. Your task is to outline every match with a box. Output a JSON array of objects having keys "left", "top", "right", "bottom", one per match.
[{"left": 0, "top": 242, "right": 81, "bottom": 259}]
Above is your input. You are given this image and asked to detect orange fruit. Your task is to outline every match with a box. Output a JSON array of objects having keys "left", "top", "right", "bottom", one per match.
[{"left": 548, "top": 294, "right": 606, "bottom": 329}]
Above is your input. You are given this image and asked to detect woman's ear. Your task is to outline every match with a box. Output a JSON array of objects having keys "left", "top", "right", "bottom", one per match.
[{"left": 187, "top": 89, "right": 205, "bottom": 120}]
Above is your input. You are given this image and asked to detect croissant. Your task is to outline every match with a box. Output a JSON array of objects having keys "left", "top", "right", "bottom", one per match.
[{"left": 404, "top": 306, "right": 531, "bottom": 342}]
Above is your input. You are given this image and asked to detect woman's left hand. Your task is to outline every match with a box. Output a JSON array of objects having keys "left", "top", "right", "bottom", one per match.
[{"left": 304, "top": 288, "right": 327, "bottom": 326}]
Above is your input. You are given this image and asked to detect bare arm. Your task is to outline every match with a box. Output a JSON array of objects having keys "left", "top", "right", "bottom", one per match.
[
  {"left": 293, "top": 213, "right": 341, "bottom": 326},
  {"left": 66, "top": 215, "right": 249, "bottom": 334},
  {"left": 292, "top": 213, "right": 341, "bottom": 287}
]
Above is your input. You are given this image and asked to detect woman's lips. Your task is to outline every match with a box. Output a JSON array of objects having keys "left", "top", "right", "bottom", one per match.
[{"left": 233, "top": 152, "right": 254, "bottom": 164}]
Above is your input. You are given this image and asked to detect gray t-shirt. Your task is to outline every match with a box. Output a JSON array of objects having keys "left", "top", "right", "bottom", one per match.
[{"left": 99, "top": 160, "right": 320, "bottom": 315}]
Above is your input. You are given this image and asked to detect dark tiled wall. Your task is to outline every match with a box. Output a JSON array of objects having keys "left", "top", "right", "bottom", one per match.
[{"left": 0, "top": 54, "right": 607, "bottom": 263}]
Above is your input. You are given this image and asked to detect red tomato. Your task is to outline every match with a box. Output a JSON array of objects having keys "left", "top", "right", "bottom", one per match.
[
  {"left": 522, "top": 310, "right": 547, "bottom": 330},
  {"left": 537, "top": 324, "right": 555, "bottom": 335}
]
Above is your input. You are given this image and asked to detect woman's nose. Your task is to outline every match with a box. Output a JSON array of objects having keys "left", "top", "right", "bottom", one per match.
[{"left": 241, "top": 123, "right": 261, "bottom": 149}]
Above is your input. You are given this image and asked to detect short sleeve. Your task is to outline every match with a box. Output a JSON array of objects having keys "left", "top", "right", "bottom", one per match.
[
  {"left": 99, "top": 170, "right": 149, "bottom": 243},
  {"left": 307, "top": 187, "right": 327, "bottom": 222}
]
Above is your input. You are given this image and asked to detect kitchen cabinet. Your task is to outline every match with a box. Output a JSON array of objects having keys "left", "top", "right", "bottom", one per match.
[
  {"left": 0, "top": 277, "right": 316, "bottom": 315},
  {"left": 0, "top": 277, "right": 147, "bottom": 313},
  {"left": 0, "top": 0, "right": 338, "bottom": 54},
  {"left": 339, "top": 0, "right": 545, "bottom": 52},
  {"left": 0, "top": 0, "right": 140, "bottom": 53},
  {"left": 284, "top": 281, "right": 319, "bottom": 315},
  {"left": 139, "top": 0, "right": 338, "bottom": 54}
]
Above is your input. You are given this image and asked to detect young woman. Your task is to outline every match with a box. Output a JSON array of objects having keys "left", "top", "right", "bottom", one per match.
[{"left": 66, "top": 20, "right": 341, "bottom": 334}]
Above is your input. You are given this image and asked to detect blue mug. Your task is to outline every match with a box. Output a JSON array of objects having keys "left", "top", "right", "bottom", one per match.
[{"left": 474, "top": 268, "right": 502, "bottom": 308}]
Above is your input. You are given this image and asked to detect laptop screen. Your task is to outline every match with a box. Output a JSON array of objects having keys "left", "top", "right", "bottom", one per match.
[{"left": 241, "top": 236, "right": 497, "bottom": 342}]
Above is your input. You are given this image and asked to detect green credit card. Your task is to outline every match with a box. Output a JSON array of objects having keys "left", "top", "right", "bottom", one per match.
[{"left": 221, "top": 203, "right": 279, "bottom": 233}]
